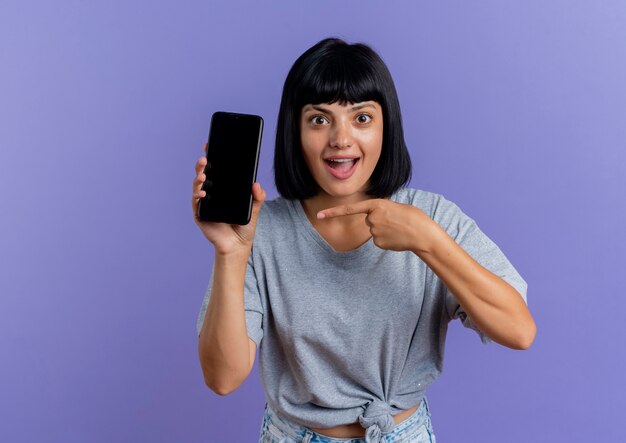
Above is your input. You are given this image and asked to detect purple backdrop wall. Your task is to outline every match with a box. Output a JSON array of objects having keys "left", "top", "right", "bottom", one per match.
[{"left": 1, "top": 1, "right": 624, "bottom": 441}]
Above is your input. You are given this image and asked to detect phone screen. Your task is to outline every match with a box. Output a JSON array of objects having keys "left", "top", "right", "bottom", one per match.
[{"left": 198, "top": 112, "right": 263, "bottom": 225}]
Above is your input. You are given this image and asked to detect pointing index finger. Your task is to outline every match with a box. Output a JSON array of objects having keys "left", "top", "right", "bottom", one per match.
[{"left": 317, "top": 200, "right": 376, "bottom": 219}]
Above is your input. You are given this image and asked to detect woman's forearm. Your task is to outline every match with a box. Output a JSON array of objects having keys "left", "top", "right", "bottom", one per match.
[
  {"left": 414, "top": 224, "right": 536, "bottom": 350},
  {"left": 198, "top": 250, "right": 253, "bottom": 394}
]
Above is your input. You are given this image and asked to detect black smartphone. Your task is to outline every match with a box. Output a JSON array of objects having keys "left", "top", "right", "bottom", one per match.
[{"left": 197, "top": 111, "right": 263, "bottom": 225}]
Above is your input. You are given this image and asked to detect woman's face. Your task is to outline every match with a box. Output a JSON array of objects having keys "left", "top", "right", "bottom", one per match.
[{"left": 299, "top": 100, "right": 383, "bottom": 200}]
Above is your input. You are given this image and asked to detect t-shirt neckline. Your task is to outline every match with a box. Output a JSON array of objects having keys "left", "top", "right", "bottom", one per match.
[
  {"left": 289, "top": 193, "right": 402, "bottom": 259},
  {"left": 289, "top": 199, "right": 375, "bottom": 259}
]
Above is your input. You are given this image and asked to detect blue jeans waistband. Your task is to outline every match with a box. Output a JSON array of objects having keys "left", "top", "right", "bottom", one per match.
[{"left": 259, "top": 397, "right": 435, "bottom": 443}]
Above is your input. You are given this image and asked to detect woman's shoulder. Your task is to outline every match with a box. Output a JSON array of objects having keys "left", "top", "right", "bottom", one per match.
[
  {"left": 391, "top": 187, "right": 469, "bottom": 225},
  {"left": 254, "top": 194, "right": 298, "bottom": 234},
  {"left": 258, "top": 194, "right": 292, "bottom": 218},
  {"left": 250, "top": 195, "right": 306, "bottom": 254},
  {"left": 391, "top": 187, "right": 443, "bottom": 213}
]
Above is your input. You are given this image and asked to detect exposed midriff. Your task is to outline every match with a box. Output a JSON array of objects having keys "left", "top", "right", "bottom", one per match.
[{"left": 309, "top": 402, "right": 420, "bottom": 438}]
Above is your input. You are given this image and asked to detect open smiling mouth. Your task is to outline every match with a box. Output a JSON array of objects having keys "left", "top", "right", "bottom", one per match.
[{"left": 324, "top": 158, "right": 360, "bottom": 179}]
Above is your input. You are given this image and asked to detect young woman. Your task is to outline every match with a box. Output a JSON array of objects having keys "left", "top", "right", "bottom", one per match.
[{"left": 192, "top": 38, "right": 535, "bottom": 443}]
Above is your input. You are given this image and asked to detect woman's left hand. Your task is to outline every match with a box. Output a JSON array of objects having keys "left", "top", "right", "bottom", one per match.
[{"left": 317, "top": 199, "right": 439, "bottom": 253}]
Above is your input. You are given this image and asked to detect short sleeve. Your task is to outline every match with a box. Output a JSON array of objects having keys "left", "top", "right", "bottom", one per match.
[
  {"left": 195, "top": 251, "right": 265, "bottom": 347},
  {"left": 433, "top": 195, "right": 529, "bottom": 345}
]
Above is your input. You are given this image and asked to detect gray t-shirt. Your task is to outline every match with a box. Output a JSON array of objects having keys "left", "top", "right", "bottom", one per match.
[{"left": 196, "top": 187, "right": 528, "bottom": 439}]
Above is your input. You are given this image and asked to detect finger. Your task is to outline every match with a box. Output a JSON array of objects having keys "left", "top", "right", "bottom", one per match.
[
  {"left": 364, "top": 215, "right": 373, "bottom": 228},
  {"left": 191, "top": 189, "right": 206, "bottom": 218},
  {"left": 195, "top": 156, "right": 207, "bottom": 175},
  {"left": 193, "top": 189, "right": 206, "bottom": 199},
  {"left": 317, "top": 200, "right": 376, "bottom": 219},
  {"left": 193, "top": 171, "right": 206, "bottom": 194},
  {"left": 192, "top": 185, "right": 206, "bottom": 201},
  {"left": 203, "top": 143, "right": 208, "bottom": 153},
  {"left": 249, "top": 183, "right": 266, "bottom": 224},
  {"left": 251, "top": 182, "right": 266, "bottom": 204}
]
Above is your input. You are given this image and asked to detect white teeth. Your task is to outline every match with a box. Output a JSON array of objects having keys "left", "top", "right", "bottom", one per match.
[{"left": 328, "top": 158, "right": 356, "bottom": 163}]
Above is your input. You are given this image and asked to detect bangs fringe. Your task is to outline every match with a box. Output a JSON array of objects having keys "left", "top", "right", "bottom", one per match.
[{"left": 295, "top": 54, "right": 383, "bottom": 107}]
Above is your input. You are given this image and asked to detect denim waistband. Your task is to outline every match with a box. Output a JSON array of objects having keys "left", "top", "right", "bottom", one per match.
[{"left": 261, "top": 397, "right": 431, "bottom": 443}]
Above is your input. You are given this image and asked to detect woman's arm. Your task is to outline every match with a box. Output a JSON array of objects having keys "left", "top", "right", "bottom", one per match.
[
  {"left": 413, "top": 223, "right": 536, "bottom": 349},
  {"left": 198, "top": 251, "right": 256, "bottom": 395},
  {"left": 192, "top": 146, "right": 266, "bottom": 394},
  {"left": 318, "top": 199, "right": 536, "bottom": 350}
]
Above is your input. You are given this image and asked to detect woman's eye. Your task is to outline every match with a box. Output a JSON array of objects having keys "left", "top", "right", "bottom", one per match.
[
  {"left": 356, "top": 114, "right": 372, "bottom": 124},
  {"left": 310, "top": 115, "right": 328, "bottom": 125}
]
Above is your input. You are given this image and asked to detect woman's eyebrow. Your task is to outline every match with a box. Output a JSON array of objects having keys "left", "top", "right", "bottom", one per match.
[
  {"left": 304, "top": 103, "right": 377, "bottom": 113},
  {"left": 349, "top": 103, "right": 377, "bottom": 111}
]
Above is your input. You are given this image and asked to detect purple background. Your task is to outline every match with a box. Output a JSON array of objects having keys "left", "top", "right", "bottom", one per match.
[{"left": 1, "top": 1, "right": 624, "bottom": 441}]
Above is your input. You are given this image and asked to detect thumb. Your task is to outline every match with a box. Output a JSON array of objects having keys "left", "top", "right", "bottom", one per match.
[{"left": 249, "top": 182, "right": 266, "bottom": 223}]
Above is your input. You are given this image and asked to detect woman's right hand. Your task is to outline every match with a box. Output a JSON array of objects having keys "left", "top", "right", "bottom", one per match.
[{"left": 192, "top": 143, "right": 266, "bottom": 256}]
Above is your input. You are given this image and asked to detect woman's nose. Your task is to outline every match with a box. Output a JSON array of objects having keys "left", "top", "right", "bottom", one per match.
[{"left": 329, "top": 121, "right": 354, "bottom": 149}]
